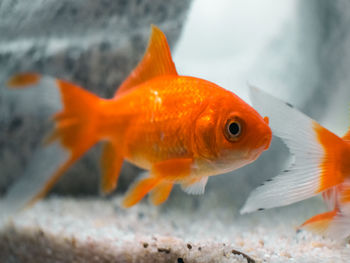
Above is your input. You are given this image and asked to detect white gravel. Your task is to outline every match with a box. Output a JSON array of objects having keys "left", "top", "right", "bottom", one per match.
[{"left": 0, "top": 193, "right": 349, "bottom": 263}]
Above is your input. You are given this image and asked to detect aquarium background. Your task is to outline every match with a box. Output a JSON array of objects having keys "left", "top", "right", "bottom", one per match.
[{"left": 1, "top": 0, "right": 350, "bottom": 262}]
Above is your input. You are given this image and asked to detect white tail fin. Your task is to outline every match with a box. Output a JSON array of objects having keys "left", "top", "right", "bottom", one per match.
[
  {"left": 0, "top": 142, "right": 69, "bottom": 218},
  {"left": 241, "top": 86, "right": 325, "bottom": 214}
]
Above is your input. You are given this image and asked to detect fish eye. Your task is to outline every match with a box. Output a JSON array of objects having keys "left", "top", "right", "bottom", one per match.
[{"left": 224, "top": 117, "right": 243, "bottom": 142}]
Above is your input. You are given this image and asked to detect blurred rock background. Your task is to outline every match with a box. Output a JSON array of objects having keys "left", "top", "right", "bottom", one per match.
[{"left": 1, "top": 0, "right": 350, "bottom": 210}]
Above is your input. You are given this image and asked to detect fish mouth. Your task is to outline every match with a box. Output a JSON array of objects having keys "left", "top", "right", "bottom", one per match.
[
  {"left": 261, "top": 124, "right": 272, "bottom": 150},
  {"left": 262, "top": 135, "right": 271, "bottom": 150}
]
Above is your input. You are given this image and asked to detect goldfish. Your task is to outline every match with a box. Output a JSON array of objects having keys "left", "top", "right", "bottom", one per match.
[
  {"left": 3, "top": 25, "right": 271, "bottom": 213},
  {"left": 241, "top": 86, "right": 350, "bottom": 239}
]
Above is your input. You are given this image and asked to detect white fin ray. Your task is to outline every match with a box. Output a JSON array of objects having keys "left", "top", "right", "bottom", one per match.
[
  {"left": 241, "top": 86, "right": 323, "bottom": 214},
  {"left": 181, "top": 176, "right": 208, "bottom": 195},
  {"left": 0, "top": 142, "right": 69, "bottom": 218}
]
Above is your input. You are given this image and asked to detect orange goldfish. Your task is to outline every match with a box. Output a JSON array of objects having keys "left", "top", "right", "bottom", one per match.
[
  {"left": 4, "top": 25, "right": 271, "bottom": 212},
  {"left": 241, "top": 86, "right": 350, "bottom": 239}
]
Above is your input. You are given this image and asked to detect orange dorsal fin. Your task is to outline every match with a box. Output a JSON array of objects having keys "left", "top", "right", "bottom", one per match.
[
  {"left": 343, "top": 128, "right": 350, "bottom": 141},
  {"left": 115, "top": 25, "right": 178, "bottom": 96},
  {"left": 343, "top": 106, "right": 350, "bottom": 141}
]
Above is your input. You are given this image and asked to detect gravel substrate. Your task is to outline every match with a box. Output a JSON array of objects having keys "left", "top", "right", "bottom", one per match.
[{"left": 0, "top": 194, "right": 349, "bottom": 263}]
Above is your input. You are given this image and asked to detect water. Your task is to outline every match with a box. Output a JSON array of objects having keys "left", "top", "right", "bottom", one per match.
[{"left": 1, "top": 1, "right": 349, "bottom": 262}]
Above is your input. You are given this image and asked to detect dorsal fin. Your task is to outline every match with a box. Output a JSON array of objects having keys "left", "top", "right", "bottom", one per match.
[
  {"left": 115, "top": 25, "right": 178, "bottom": 96},
  {"left": 343, "top": 128, "right": 350, "bottom": 141},
  {"left": 343, "top": 107, "right": 350, "bottom": 141}
]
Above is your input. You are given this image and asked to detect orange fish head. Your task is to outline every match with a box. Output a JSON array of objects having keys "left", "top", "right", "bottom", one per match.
[{"left": 194, "top": 94, "right": 272, "bottom": 172}]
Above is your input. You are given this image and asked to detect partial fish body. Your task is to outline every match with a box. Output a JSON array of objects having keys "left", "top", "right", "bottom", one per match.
[
  {"left": 241, "top": 86, "right": 350, "bottom": 239},
  {"left": 4, "top": 26, "right": 271, "bottom": 213}
]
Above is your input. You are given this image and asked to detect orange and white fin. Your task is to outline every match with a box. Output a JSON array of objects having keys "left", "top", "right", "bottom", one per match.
[
  {"left": 100, "top": 141, "right": 124, "bottom": 194},
  {"left": 149, "top": 181, "right": 173, "bottom": 205},
  {"left": 115, "top": 25, "right": 177, "bottom": 96},
  {"left": 181, "top": 176, "right": 209, "bottom": 195},
  {"left": 299, "top": 209, "right": 337, "bottom": 236},
  {"left": 2, "top": 74, "right": 101, "bottom": 215},
  {"left": 241, "top": 86, "right": 345, "bottom": 214}
]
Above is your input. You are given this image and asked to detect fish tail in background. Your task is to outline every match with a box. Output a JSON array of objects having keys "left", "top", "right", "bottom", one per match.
[
  {"left": 241, "top": 86, "right": 348, "bottom": 214},
  {"left": 3, "top": 73, "right": 102, "bottom": 214}
]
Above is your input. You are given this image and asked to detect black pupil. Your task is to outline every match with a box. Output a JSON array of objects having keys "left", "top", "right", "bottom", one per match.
[{"left": 229, "top": 122, "right": 240, "bottom": 135}]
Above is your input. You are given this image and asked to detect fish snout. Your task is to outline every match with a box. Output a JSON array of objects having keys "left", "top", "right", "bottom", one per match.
[
  {"left": 261, "top": 126, "right": 272, "bottom": 150},
  {"left": 262, "top": 134, "right": 271, "bottom": 150},
  {"left": 256, "top": 121, "right": 272, "bottom": 151}
]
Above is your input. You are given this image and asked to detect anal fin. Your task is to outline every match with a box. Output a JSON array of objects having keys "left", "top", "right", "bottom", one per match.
[{"left": 150, "top": 181, "right": 173, "bottom": 205}]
